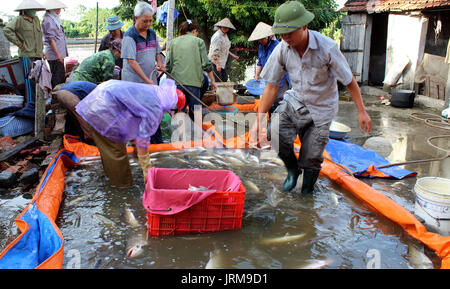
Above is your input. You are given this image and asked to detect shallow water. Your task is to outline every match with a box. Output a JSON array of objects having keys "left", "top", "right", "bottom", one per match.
[
  {"left": 54, "top": 145, "right": 441, "bottom": 269},
  {"left": 1, "top": 98, "right": 447, "bottom": 269}
]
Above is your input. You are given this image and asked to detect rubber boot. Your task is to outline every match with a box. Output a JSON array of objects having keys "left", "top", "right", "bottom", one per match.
[
  {"left": 282, "top": 165, "right": 301, "bottom": 192},
  {"left": 301, "top": 169, "right": 320, "bottom": 194}
]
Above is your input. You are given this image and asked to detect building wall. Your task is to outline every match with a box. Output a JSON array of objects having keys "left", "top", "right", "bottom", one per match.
[{"left": 385, "top": 14, "right": 428, "bottom": 90}]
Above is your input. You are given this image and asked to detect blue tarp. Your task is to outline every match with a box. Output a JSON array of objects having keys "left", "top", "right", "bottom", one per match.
[
  {"left": 325, "top": 139, "right": 416, "bottom": 179},
  {"left": 157, "top": 1, "right": 180, "bottom": 25},
  {"left": 0, "top": 151, "right": 79, "bottom": 269}
]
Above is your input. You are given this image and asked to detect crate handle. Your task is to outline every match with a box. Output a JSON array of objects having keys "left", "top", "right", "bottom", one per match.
[{"left": 147, "top": 206, "right": 172, "bottom": 212}]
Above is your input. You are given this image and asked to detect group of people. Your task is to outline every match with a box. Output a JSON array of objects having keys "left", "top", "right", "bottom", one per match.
[{"left": 2, "top": 0, "right": 372, "bottom": 195}]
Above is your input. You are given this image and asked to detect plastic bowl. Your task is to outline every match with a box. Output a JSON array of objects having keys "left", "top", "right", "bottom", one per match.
[
  {"left": 245, "top": 79, "right": 267, "bottom": 96},
  {"left": 329, "top": 121, "right": 351, "bottom": 139}
]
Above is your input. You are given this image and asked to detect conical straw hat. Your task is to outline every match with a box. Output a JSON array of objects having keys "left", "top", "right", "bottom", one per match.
[
  {"left": 248, "top": 22, "right": 274, "bottom": 41},
  {"left": 43, "top": 0, "right": 67, "bottom": 10},
  {"left": 14, "top": 0, "right": 46, "bottom": 11},
  {"left": 214, "top": 18, "right": 236, "bottom": 30}
]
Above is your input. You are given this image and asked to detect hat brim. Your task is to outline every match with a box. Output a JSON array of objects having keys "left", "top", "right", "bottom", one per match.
[
  {"left": 272, "top": 10, "right": 314, "bottom": 34},
  {"left": 105, "top": 22, "right": 124, "bottom": 31}
]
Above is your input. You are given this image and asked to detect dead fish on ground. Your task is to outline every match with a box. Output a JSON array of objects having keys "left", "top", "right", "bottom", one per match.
[
  {"left": 125, "top": 208, "right": 139, "bottom": 228},
  {"left": 205, "top": 249, "right": 225, "bottom": 269},
  {"left": 243, "top": 180, "right": 260, "bottom": 194},
  {"left": 189, "top": 184, "right": 209, "bottom": 191},
  {"left": 260, "top": 233, "right": 306, "bottom": 245},
  {"left": 299, "top": 259, "right": 332, "bottom": 269},
  {"left": 126, "top": 239, "right": 148, "bottom": 259},
  {"left": 246, "top": 154, "right": 260, "bottom": 165},
  {"left": 408, "top": 243, "right": 434, "bottom": 269}
]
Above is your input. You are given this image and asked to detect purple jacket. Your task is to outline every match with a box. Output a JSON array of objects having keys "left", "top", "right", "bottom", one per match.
[
  {"left": 42, "top": 13, "right": 68, "bottom": 61},
  {"left": 76, "top": 79, "right": 178, "bottom": 148}
]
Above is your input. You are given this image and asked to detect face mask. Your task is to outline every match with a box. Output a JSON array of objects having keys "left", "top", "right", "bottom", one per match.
[{"left": 25, "top": 10, "right": 36, "bottom": 18}]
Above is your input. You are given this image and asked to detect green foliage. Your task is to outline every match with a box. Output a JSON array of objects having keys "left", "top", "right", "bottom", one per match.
[
  {"left": 116, "top": 0, "right": 341, "bottom": 47},
  {"left": 62, "top": 5, "right": 134, "bottom": 39}
]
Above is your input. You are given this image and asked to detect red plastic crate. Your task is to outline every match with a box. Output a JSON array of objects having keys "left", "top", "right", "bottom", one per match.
[{"left": 143, "top": 168, "right": 246, "bottom": 236}]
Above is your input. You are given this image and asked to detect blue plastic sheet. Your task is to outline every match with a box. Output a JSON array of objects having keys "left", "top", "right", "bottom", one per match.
[
  {"left": 325, "top": 139, "right": 416, "bottom": 179},
  {"left": 157, "top": 1, "right": 180, "bottom": 25}
]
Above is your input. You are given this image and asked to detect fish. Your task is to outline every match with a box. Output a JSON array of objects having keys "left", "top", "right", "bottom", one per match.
[
  {"left": 205, "top": 249, "right": 224, "bottom": 269},
  {"left": 212, "top": 159, "right": 228, "bottom": 166},
  {"left": 94, "top": 213, "right": 116, "bottom": 226},
  {"left": 266, "top": 185, "right": 284, "bottom": 208},
  {"left": 245, "top": 203, "right": 270, "bottom": 218},
  {"left": 125, "top": 208, "right": 139, "bottom": 228},
  {"left": 263, "top": 158, "right": 285, "bottom": 167},
  {"left": 195, "top": 155, "right": 216, "bottom": 161},
  {"left": 196, "top": 160, "right": 216, "bottom": 168},
  {"left": 302, "top": 234, "right": 332, "bottom": 246},
  {"left": 126, "top": 239, "right": 148, "bottom": 259},
  {"left": 68, "top": 194, "right": 90, "bottom": 205},
  {"left": 246, "top": 154, "right": 260, "bottom": 165},
  {"left": 408, "top": 243, "right": 434, "bottom": 269},
  {"left": 243, "top": 180, "right": 260, "bottom": 194},
  {"left": 189, "top": 184, "right": 209, "bottom": 191},
  {"left": 260, "top": 172, "right": 286, "bottom": 182},
  {"left": 226, "top": 156, "right": 245, "bottom": 167},
  {"left": 299, "top": 259, "right": 332, "bottom": 269},
  {"left": 260, "top": 233, "right": 306, "bottom": 245}
]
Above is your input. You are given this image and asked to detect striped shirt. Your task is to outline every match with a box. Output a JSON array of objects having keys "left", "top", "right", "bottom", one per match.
[{"left": 121, "top": 25, "right": 161, "bottom": 83}]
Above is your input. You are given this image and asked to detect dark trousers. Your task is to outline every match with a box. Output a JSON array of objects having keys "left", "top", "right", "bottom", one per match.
[
  {"left": 177, "top": 84, "right": 201, "bottom": 121},
  {"left": 48, "top": 60, "right": 66, "bottom": 88},
  {"left": 213, "top": 64, "right": 228, "bottom": 82},
  {"left": 14, "top": 57, "right": 40, "bottom": 119}
]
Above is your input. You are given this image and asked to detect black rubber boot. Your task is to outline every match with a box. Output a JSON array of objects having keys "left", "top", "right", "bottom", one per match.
[
  {"left": 282, "top": 165, "right": 301, "bottom": 192},
  {"left": 301, "top": 169, "right": 320, "bottom": 194}
]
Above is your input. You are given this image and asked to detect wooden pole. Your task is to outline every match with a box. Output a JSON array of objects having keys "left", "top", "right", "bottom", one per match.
[
  {"left": 166, "top": 0, "right": 175, "bottom": 48},
  {"left": 34, "top": 80, "right": 45, "bottom": 141},
  {"left": 94, "top": 2, "right": 99, "bottom": 53}
]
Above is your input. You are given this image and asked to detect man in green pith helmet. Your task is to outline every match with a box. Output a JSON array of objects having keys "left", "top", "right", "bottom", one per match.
[{"left": 257, "top": 1, "right": 372, "bottom": 193}]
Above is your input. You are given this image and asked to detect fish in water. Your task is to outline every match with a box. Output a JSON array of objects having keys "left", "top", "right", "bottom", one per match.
[
  {"left": 205, "top": 249, "right": 224, "bottom": 269},
  {"left": 299, "top": 259, "right": 332, "bottom": 269},
  {"left": 226, "top": 156, "right": 245, "bottom": 167},
  {"left": 260, "top": 233, "right": 306, "bottom": 245},
  {"left": 196, "top": 160, "right": 216, "bottom": 168},
  {"left": 126, "top": 239, "right": 148, "bottom": 259},
  {"left": 189, "top": 184, "right": 209, "bottom": 191},
  {"left": 245, "top": 203, "right": 270, "bottom": 218},
  {"left": 265, "top": 185, "right": 284, "bottom": 207},
  {"left": 246, "top": 154, "right": 260, "bottom": 165},
  {"left": 408, "top": 243, "right": 434, "bottom": 269},
  {"left": 68, "top": 194, "right": 90, "bottom": 205},
  {"left": 260, "top": 172, "right": 286, "bottom": 182},
  {"left": 125, "top": 208, "right": 139, "bottom": 228},
  {"left": 243, "top": 180, "right": 260, "bottom": 194},
  {"left": 94, "top": 213, "right": 116, "bottom": 226}
]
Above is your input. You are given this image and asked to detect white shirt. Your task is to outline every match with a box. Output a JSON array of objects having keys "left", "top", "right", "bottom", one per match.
[{"left": 208, "top": 30, "right": 231, "bottom": 68}]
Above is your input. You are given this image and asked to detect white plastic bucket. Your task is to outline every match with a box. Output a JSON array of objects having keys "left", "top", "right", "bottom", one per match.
[
  {"left": 216, "top": 82, "right": 235, "bottom": 105},
  {"left": 414, "top": 177, "right": 450, "bottom": 236}
]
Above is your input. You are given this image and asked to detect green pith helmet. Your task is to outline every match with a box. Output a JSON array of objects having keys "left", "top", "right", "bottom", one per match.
[{"left": 272, "top": 1, "right": 315, "bottom": 34}]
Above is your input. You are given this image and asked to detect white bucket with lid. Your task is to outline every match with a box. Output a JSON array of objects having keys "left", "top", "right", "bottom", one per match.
[{"left": 414, "top": 177, "right": 450, "bottom": 236}]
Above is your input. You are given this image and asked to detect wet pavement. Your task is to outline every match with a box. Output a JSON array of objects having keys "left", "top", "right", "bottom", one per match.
[{"left": 0, "top": 91, "right": 448, "bottom": 269}]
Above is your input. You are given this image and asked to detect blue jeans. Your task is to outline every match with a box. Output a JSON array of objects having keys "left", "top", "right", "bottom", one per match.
[
  {"left": 14, "top": 57, "right": 39, "bottom": 119},
  {"left": 177, "top": 85, "right": 201, "bottom": 121}
]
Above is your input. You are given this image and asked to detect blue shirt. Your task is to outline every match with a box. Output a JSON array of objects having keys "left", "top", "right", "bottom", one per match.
[
  {"left": 61, "top": 81, "right": 97, "bottom": 100},
  {"left": 121, "top": 25, "right": 161, "bottom": 83},
  {"left": 258, "top": 39, "right": 290, "bottom": 87}
]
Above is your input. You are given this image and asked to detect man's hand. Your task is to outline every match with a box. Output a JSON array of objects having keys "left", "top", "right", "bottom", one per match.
[
  {"left": 358, "top": 110, "right": 372, "bottom": 133},
  {"left": 210, "top": 81, "right": 218, "bottom": 92}
]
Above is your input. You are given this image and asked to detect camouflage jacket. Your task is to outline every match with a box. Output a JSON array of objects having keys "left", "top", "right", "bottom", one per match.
[{"left": 72, "top": 50, "right": 116, "bottom": 84}]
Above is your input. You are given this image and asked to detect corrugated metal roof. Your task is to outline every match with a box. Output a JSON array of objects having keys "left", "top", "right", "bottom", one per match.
[{"left": 340, "top": 0, "right": 450, "bottom": 13}]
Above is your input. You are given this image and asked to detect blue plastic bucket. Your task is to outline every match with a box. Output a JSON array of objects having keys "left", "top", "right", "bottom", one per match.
[{"left": 245, "top": 79, "right": 267, "bottom": 96}]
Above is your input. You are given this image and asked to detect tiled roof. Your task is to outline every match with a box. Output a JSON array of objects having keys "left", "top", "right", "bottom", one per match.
[{"left": 340, "top": 0, "right": 450, "bottom": 13}]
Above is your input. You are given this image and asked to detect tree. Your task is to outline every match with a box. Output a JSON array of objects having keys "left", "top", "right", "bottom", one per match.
[{"left": 116, "top": 0, "right": 340, "bottom": 47}]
